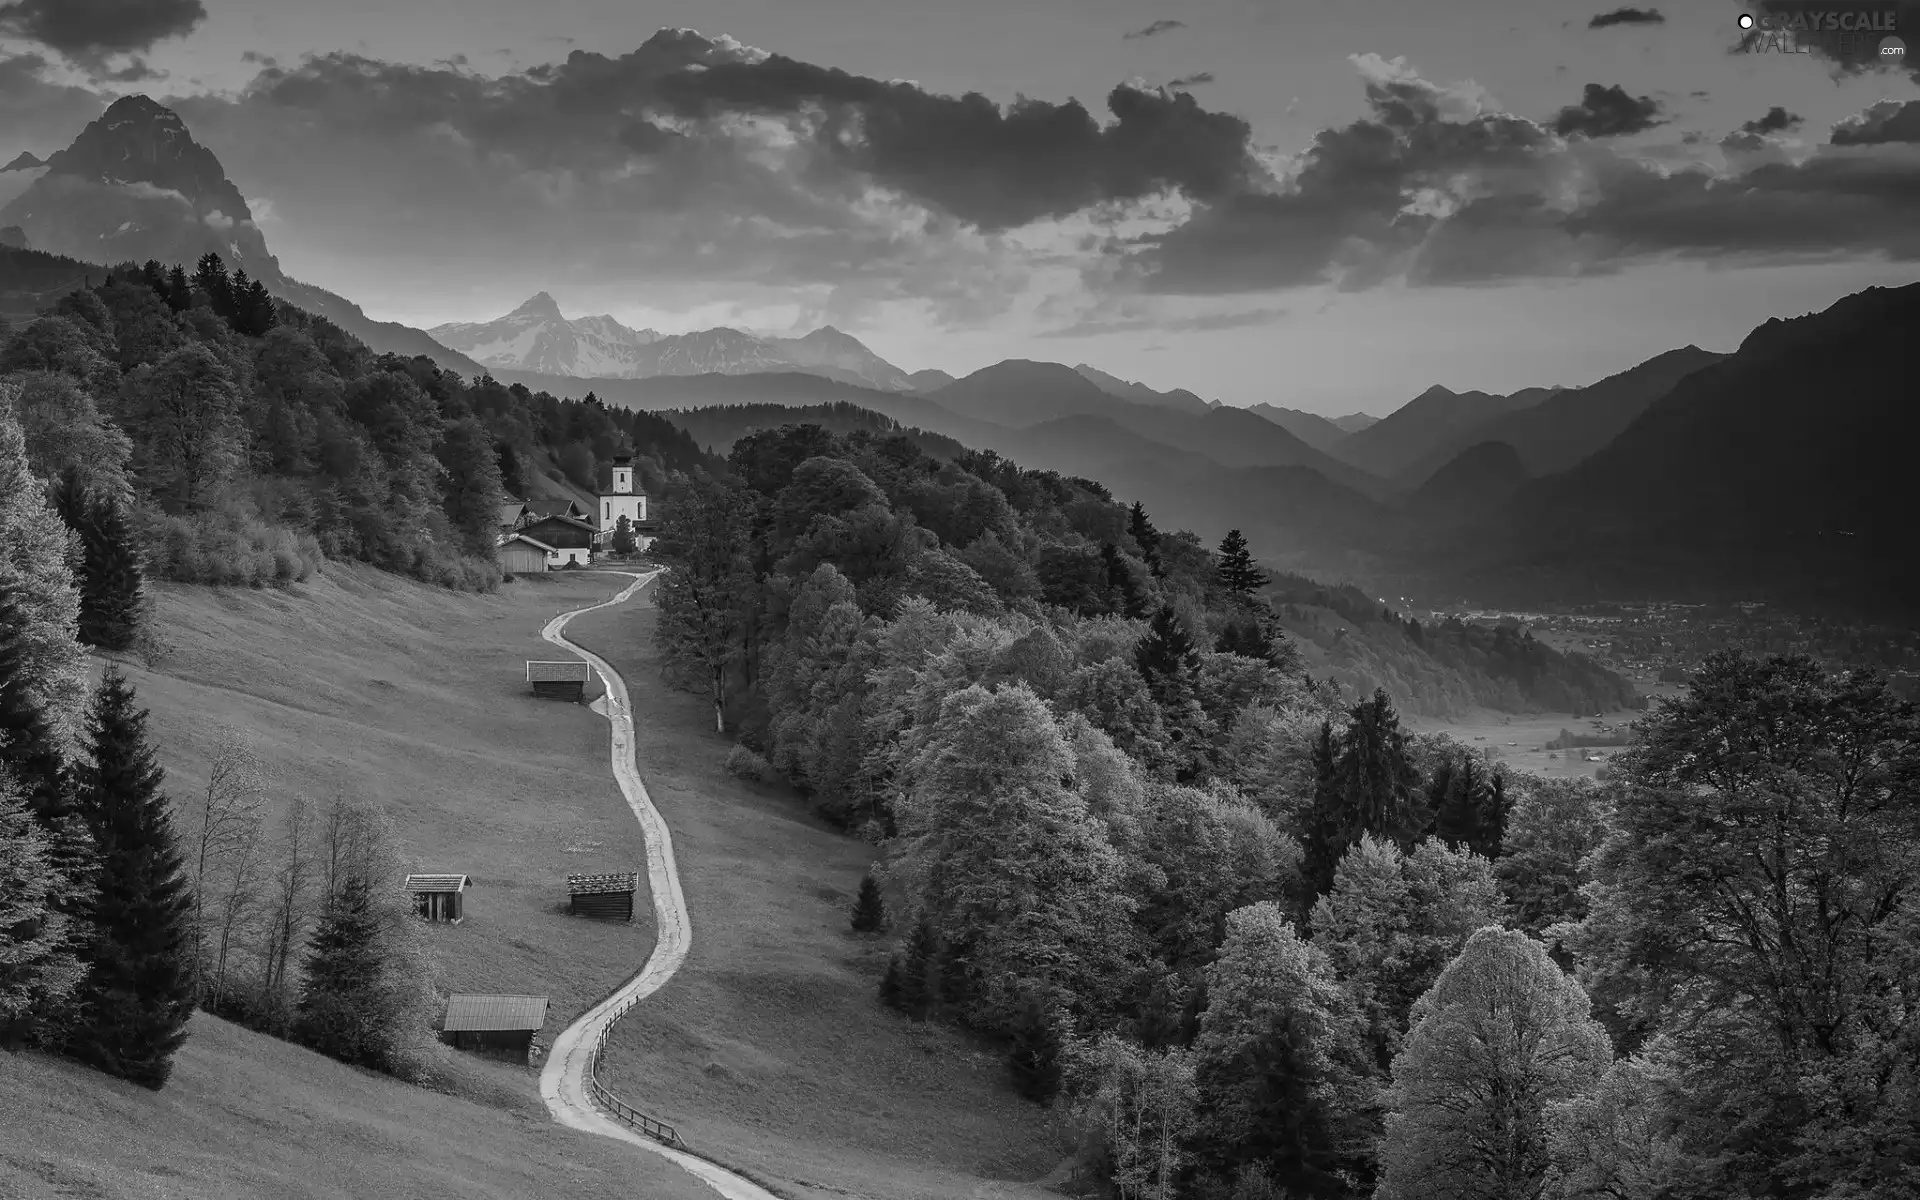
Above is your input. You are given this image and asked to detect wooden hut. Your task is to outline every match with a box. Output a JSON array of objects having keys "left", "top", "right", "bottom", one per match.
[
  {"left": 498, "top": 533, "right": 552, "bottom": 576},
  {"left": 440, "top": 994, "right": 549, "bottom": 1064},
  {"left": 405, "top": 873, "right": 471, "bottom": 923},
  {"left": 527, "top": 660, "right": 591, "bottom": 702},
  {"left": 568, "top": 871, "right": 639, "bottom": 922}
]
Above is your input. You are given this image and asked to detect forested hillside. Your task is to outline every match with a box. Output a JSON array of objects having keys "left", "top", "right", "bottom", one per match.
[
  {"left": 646, "top": 422, "right": 1920, "bottom": 1199},
  {"left": 0, "top": 250, "right": 713, "bottom": 590}
]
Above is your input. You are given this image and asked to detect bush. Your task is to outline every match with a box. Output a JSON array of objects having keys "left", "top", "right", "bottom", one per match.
[
  {"left": 140, "top": 503, "right": 324, "bottom": 588},
  {"left": 725, "top": 743, "right": 775, "bottom": 784}
]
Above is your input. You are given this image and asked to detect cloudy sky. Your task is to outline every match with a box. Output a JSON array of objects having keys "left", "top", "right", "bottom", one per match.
[{"left": 3, "top": 0, "right": 1918, "bottom": 412}]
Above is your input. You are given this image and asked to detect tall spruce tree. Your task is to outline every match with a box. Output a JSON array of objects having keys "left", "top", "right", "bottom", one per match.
[
  {"left": 1216, "top": 529, "right": 1264, "bottom": 596},
  {"left": 51, "top": 470, "right": 145, "bottom": 652},
  {"left": 850, "top": 873, "right": 886, "bottom": 933},
  {"left": 191, "top": 253, "right": 232, "bottom": 315},
  {"left": 1135, "top": 605, "right": 1200, "bottom": 697},
  {"left": 164, "top": 264, "right": 191, "bottom": 312},
  {"left": 898, "top": 918, "right": 937, "bottom": 1019},
  {"left": 67, "top": 669, "right": 195, "bottom": 1088},
  {"left": 292, "top": 875, "right": 395, "bottom": 1070},
  {"left": 1300, "top": 719, "right": 1347, "bottom": 897},
  {"left": 1127, "top": 501, "right": 1162, "bottom": 576},
  {"left": 1331, "top": 690, "right": 1427, "bottom": 848},
  {"left": 1008, "top": 993, "right": 1065, "bottom": 1104}
]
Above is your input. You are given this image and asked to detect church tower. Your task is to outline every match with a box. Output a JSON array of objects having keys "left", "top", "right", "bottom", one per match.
[{"left": 598, "top": 454, "right": 647, "bottom": 540}]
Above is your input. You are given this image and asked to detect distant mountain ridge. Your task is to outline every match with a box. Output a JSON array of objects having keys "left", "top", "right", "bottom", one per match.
[
  {"left": 1247, "top": 404, "right": 1353, "bottom": 454},
  {"left": 431, "top": 292, "right": 920, "bottom": 391},
  {"left": 1332, "top": 383, "right": 1558, "bottom": 478},
  {"left": 1073, "top": 363, "right": 1215, "bottom": 414}
]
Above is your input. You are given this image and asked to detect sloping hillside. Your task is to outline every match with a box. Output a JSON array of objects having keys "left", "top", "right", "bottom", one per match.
[{"left": 1, "top": 1016, "right": 712, "bottom": 1200}]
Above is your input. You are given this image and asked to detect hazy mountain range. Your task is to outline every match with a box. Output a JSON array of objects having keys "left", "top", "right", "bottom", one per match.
[{"left": 4, "top": 94, "right": 1916, "bottom": 617}]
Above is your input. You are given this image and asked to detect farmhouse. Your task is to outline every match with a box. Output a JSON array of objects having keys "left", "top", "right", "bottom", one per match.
[
  {"left": 405, "top": 873, "right": 471, "bottom": 923},
  {"left": 567, "top": 871, "right": 639, "bottom": 922},
  {"left": 527, "top": 659, "right": 591, "bottom": 702},
  {"left": 496, "top": 500, "right": 531, "bottom": 536},
  {"left": 440, "top": 994, "right": 548, "bottom": 1064},
  {"left": 497, "top": 532, "right": 553, "bottom": 576},
  {"left": 521, "top": 512, "right": 596, "bottom": 567}
]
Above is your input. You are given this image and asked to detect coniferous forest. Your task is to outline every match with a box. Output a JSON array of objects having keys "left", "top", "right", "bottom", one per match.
[{"left": 647, "top": 422, "right": 1920, "bottom": 1200}]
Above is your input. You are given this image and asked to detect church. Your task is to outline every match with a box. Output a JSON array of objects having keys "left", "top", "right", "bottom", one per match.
[{"left": 596, "top": 454, "right": 652, "bottom": 552}]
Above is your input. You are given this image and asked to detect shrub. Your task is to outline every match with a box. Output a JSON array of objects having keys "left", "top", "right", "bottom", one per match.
[
  {"left": 140, "top": 503, "right": 324, "bottom": 588},
  {"left": 725, "top": 743, "right": 774, "bottom": 784}
]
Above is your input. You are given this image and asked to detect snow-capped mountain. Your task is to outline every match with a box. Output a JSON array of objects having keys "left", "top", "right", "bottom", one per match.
[
  {"left": 429, "top": 293, "right": 666, "bottom": 377},
  {"left": 432, "top": 293, "right": 920, "bottom": 391}
]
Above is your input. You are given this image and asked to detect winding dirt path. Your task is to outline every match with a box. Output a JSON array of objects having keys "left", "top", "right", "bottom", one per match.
[{"left": 535, "top": 570, "right": 781, "bottom": 1200}]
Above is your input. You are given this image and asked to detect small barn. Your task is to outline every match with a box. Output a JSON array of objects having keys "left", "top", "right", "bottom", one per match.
[
  {"left": 405, "top": 873, "right": 471, "bottom": 923},
  {"left": 568, "top": 871, "right": 640, "bottom": 922},
  {"left": 527, "top": 660, "right": 591, "bottom": 702},
  {"left": 499, "top": 533, "right": 553, "bottom": 576},
  {"left": 440, "top": 994, "right": 549, "bottom": 1064}
]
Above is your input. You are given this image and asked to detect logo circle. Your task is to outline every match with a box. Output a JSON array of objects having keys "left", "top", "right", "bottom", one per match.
[
  {"left": 1882, "top": 35, "right": 1908, "bottom": 59},
  {"left": 1738, "top": 13, "right": 1755, "bottom": 29}
]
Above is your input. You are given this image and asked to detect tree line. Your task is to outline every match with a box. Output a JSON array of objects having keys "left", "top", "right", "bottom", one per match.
[
  {"left": 646, "top": 422, "right": 1920, "bottom": 1200},
  {"left": 0, "top": 402, "right": 441, "bottom": 1088},
  {"left": 1, "top": 250, "right": 713, "bottom": 593}
]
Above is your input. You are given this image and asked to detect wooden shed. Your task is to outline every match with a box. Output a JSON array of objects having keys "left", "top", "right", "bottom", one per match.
[
  {"left": 499, "top": 533, "right": 552, "bottom": 576},
  {"left": 568, "top": 871, "right": 639, "bottom": 922},
  {"left": 440, "top": 994, "right": 549, "bottom": 1064},
  {"left": 527, "top": 660, "right": 591, "bottom": 702},
  {"left": 405, "top": 873, "right": 471, "bottom": 923}
]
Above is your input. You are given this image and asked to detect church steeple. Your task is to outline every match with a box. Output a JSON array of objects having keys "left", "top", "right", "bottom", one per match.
[{"left": 610, "top": 454, "right": 633, "bottom": 495}]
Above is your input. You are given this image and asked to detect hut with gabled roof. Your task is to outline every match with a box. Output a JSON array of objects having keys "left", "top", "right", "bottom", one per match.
[
  {"left": 568, "top": 871, "right": 639, "bottom": 922},
  {"left": 527, "top": 660, "right": 591, "bottom": 702},
  {"left": 440, "top": 994, "right": 549, "bottom": 1064},
  {"left": 405, "top": 873, "right": 471, "bottom": 923}
]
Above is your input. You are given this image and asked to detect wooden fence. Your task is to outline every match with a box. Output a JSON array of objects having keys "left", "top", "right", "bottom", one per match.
[{"left": 584, "top": 995, "right": 684, "bottom": 1149}]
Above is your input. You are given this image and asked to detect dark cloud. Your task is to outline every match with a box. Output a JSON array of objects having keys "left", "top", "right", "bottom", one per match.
[
  {"left": 1036, "top": 306, "right": 1284, "bottom": 338},
  {"left": 1114, "top": 59, "right": 1920, "bottom": 295},
  {"left": 1588, "top": 7, "right": 1666, "bottom": 28},
  {"left": 1829, "top": 99, "right": 1920, "bottom": 146},
  {"left": 1742, "top": 106, "right": 1803, "bottom": 135},
  {"left": 0, "top": 0, "right": 206, "bottom": 66},
  {"left": 0, "top": 53, "right": 106, "bottom": 150},
  {"left": 1730, "top": 1, "right": 1920, "bottom": 82},
  {"left": 1550, "top": 83, "right": 1666, "bottom": 138},
  {"left": 1168, "top": 72, "right": 1216, "bottom": 88},
  {"left": 1124, "top": 19, "right": 1186, "bottom": 40}
]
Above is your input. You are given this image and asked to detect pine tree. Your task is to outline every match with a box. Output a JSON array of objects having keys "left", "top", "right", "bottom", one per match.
[
  {"left": 1008, "top": 993, "right": 1065, "bottom": 1104},
  {"left": 850, "top": 874, "right": 886, "bottom": 933},
  {"left": 879, "top": 956, "right": 904, "bottom": 1009},
  {"left": 241, "top": 279, "right": 277, "bottom": 337},
  {"left": 165, "top": 264, "right": 191, "bottom": 312},
  {"left": 898, "top": 918, "right": 936, "bottom": 1019},
  {"left": 1216, "top": 529, "right": 1265, "bottom": 596},
  {"left": 292, "top": 875, "right": 395, "bottom": 1070},
  {"left": 67, "top": 669, "right": 195, "bottom": 1088},
  {"left": 228, "top": 268, "right": 252, "bottom": 328},
  {"left": 191, "top": 253, "right": 231, "bottom": 315},
  {"left": 1479, "top": 772, "right": 1508, "bottom": 859},
  {"left": 1135, "top": 605, "right": 1200, "bottom": 697},
  {"left": 1432, "top": 755, "right": 1487, "bottom": 851},
  {"left": 1128, "top": 501, "right": 1162, "bottom": 576},
  {"left": 1299, "top": 719, "right": 1347, "bottom": 897},
  {"left": 51, "top": 471, "right": 145, "bottom": 652}
]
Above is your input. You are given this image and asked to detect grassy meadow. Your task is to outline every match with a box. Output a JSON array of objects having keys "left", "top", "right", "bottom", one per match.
[{"left": 567, "top": 595, "right": 1069, "bottom": 1200}]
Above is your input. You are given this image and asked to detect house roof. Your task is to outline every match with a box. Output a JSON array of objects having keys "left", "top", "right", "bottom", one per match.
[
  {"left": 525, "top": 500, "right": 587, "bottom": 520},
  {"left": 527, "top": 660, "right": 592, "bottom": 683},
  {"left": 499, "top": 532, "right": 557, "bottom": 553},
  {"left": 404, "top": 873, "right": 471, "bottom": 893},
  {"left": 522, "top": 512, "right": 598, "bottom": 534},
  {"left": 497, "top": 500, "right": 529, "bottom": 527},
  {"left": 442, "top": 994, "right": 549, "bottom": 1033},
  {"left": 568, "top": 871, "right": 640, "bottom": 896}
]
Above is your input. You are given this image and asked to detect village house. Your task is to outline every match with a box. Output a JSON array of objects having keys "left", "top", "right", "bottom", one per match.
[{"left": 519, "top": 510, "right": 596, "bottom": 567}]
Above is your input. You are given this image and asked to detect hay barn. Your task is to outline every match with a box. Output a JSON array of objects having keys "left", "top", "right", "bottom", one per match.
[
  {"left": 405, "top": 873, "right": 471, "bottom": 923},
  {"left": 527, "top": 660, "right": 591, "bottom": 702},
  {"left": 440, "top": 994, "right": 549, "bottom": 1064},
  {"left": 498, "top": 533, "right": 552, "bottom": 575},
  {"left": 568, "top": 871, "right": 639, "bottom": 922}
]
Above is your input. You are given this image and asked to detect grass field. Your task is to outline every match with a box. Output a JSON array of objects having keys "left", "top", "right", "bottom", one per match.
[
  {"left": 567, "top": 594, "right": 1068, "bottom": 1200},
  {"left": 2, "top": 564, "right": 711, "bottom": 1200},
  {"left": 1, "top": 1015, "right": 715, "bottom": 1200},
  {"left": 1408, "top": 708, "right": 1643, "bottom": 780}
]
